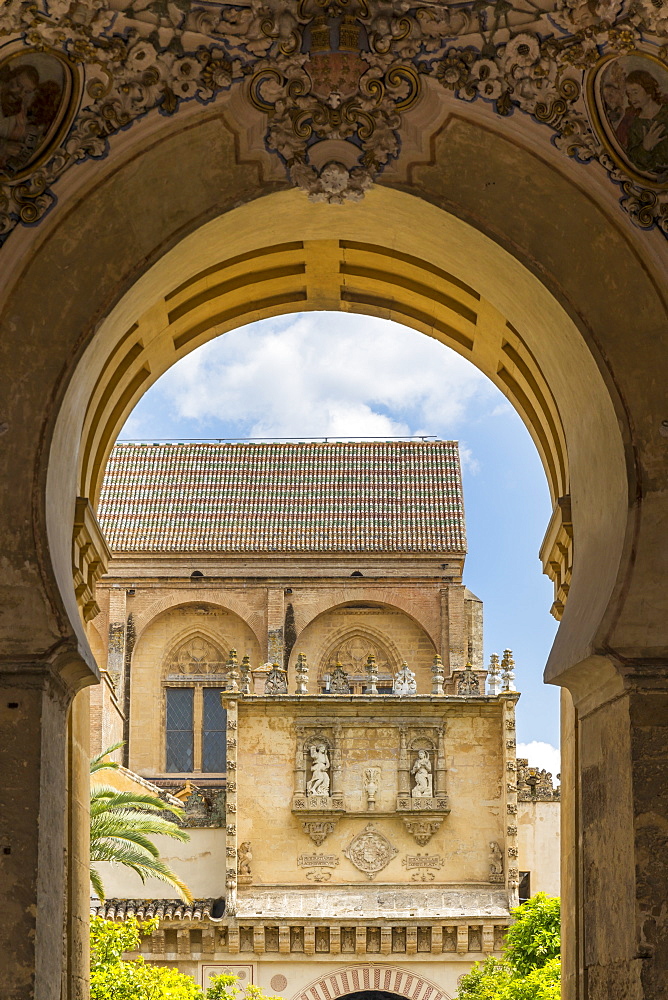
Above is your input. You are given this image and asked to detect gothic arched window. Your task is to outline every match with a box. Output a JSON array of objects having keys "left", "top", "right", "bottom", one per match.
[
  {"left": 163, "top": 635, "right": 228, "bottom": 774},
  {"left": 319, "top": 633, "right": 396, "bottom": 694}
]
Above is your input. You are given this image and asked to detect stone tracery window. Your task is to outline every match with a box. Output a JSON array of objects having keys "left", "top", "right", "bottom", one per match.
[
  {"left": 319, "top": 633, "right": 395, "bottom": 694},
  {"left": 166, "top": 635, "right": 227, "bottom": 676}
]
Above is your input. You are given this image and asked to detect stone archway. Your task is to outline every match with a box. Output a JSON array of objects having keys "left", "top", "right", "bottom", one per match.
[
  {"left": 0, "top": 72, "right": 665, "bottom": 999},
  {"left": 293, "top": 966, "right": 452, "bottom": 1000}
]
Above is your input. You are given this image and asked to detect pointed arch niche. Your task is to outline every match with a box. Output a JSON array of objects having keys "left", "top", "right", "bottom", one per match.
[
  {"left": 289, "top": 602, "right": 436, "bottom": 695},
  {"left": 128, "top": 601, "right": 261, "bottom": 776}
]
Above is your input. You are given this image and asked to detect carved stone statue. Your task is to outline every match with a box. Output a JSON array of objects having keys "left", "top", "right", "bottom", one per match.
[
  {"left": 307, "top": 744, "right": 331, "bottom": 796},
  {"left": 237, "top": 841, "right": 252, "bottom": 877},
  {"left": 411, "top": 749, "right": 433, "bottom": 798},
  {"left": 489, "top": 840, "right": 504, "bottom": 877}
]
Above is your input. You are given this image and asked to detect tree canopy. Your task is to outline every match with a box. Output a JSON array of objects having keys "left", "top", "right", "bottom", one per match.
[
  {"left": 90, "top": 917, "right": 284, "bottom": 1000},
  {"left": 457, "top": 894, "right": 561, "bottom": 1000}
]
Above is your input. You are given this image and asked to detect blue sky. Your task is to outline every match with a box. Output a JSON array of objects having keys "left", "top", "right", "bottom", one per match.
[{"left": 119, "top": 312, "right": 560, "bottom": 774}]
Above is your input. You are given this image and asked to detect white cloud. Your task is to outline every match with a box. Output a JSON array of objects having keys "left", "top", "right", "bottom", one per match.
[
  {"left": 152, "top": 313, "right": 498, "bottom": 440},
  {"left": 517, "top": 741, "right": 561, "bottom": 778}
]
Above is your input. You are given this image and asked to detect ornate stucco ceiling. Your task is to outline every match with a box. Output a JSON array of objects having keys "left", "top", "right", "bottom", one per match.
[{"left": 0, "top": 0, "right": 666, "bottom": 241}]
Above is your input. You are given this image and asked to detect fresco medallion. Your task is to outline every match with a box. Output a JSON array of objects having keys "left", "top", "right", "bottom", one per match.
[
  {"left": 0, "top": 46, "right": 78, "bottom": 180},
  {"left": 588, "top": 51, "right": 668, "bottom": 187}
]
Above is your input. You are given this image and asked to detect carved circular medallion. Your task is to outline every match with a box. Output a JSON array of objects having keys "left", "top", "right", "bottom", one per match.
[
  {"left": 343, "top": 824, "right": 399, "bottom": 879},
  {"left": 270, "top": 976, "right": 288, "bottom": 992}
]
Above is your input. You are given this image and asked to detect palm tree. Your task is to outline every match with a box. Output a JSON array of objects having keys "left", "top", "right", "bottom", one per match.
[{"left": 90, "top": 743, "right": 193, "bottom": 902}]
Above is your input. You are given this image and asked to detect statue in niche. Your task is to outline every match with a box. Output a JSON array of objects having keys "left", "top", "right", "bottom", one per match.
[
  {"left": 411, "top": 749, "right": 433, "bottom": 798},
  {"left": 307, "top": 744, "right": 331, "bottom": 796}
]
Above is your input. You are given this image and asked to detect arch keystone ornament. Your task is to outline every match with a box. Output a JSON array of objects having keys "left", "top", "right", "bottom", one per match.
[{"left": 343, "top": 823, "right": 399, "bottom": 879}]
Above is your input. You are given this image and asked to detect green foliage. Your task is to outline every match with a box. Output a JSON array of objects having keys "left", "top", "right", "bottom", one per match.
[
  {"left": 90, "top": 920, "right": 285, "bottom": 1000},
  {"left": 205, "top": 974, "right": 281, "bottom": 1000},
  {"left": 457, "top": 895, "right": 561, "bottom": 999},
  {"left": 504, "top": 894, "right": 561, "bottom": 976},
  {"left": 90, "top": 916, "right": 203, "bottom": 1000},
  {"left": 90, "top": 743, "right": 193, "bottom": 902}
]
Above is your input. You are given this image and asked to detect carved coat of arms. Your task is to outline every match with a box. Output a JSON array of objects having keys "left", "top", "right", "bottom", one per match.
[{"left": 343, "top": 823, "right": 398, "bottom": 879}]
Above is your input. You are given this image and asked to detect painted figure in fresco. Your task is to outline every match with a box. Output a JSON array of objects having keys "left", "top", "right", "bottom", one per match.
[
  {"left": 623, "top": 70, "right": 668, "bottom": 174},
  {"left": 602, "top": 81, "right": 637, "bottom": 148},
  {"left": 307, "top": 744, "right": 330, "bottom": 796},
  {"left": 0, "top": 62, "right": 62, "bottom": 175},
  {"left": 411, "top": 749, "right": 433, "bottom": 798}
]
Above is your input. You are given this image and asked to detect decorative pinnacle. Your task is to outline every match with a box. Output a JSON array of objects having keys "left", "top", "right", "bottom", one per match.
[
  {"left": 431, "top": 653, "right": 445, "bottom": 695},
  {"left": 295, "top": 652, "right": 308, "bottom": 695},
  {"left": 487, "top": 653, "right": 501, "bottom": 696},
  {"left": 366, "top": 653, "right": 378, "bottom": 695},
  {"left": 227, "top": 649, "right": 239, "bottom": 692},
  {"left": 239, "top": 654, "right": 252, "bottom": 695},
  {"left": 501, "top": 649, "right": 516, "bottom": 692}
]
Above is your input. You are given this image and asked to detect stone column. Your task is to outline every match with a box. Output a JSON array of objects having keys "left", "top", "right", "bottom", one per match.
[
  {"left": 435, "top": 726, "right": 447, "bottom": 797},
  {"left": 0, "top": 645, "right": 95, "bottom": 1000},
  {"left": 398, "top": 728, "right": 410, "bottom": 797},
  {"left": 222, "top": 694, "right": 239, "bottom": 917},
  {"left": 560, "top": 657, "right": 668, "bottom": 1000},
  {"left": 294, "top": 726, "right": 307, "bottom": 797},
  {"left": 331, "top": 723, "right": 343, "bottom": 809}
]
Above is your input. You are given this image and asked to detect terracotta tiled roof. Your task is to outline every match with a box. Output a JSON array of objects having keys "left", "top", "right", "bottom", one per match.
[
  {"left": 97, "top": 441, "right": 466, "bottom": 553},
  {"left": 91, "top": 898, "right": 219, "bottom": 921}
]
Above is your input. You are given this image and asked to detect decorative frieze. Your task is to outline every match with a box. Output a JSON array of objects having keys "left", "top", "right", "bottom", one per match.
[{"left": 1, "top": 2, "right": 667, "bottom": 244}]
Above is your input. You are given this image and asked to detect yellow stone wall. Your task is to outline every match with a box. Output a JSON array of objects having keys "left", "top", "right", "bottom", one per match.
[{"left": 236, "top": 699, "right": 505, "bottom": 888}]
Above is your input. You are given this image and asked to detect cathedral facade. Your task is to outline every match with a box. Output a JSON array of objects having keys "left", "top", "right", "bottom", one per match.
[{"left": 88, "top": 441, "right": 558, "bottom": 998}]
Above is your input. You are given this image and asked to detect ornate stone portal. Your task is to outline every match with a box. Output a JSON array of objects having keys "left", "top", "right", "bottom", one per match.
[{"left": 0, "top": 0, "right": 666, "bottom": 242}]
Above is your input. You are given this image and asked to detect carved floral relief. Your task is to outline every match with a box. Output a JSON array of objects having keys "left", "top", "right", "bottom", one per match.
[{"left": 0, "top": 0, "right": 666, "bottom": 238}]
